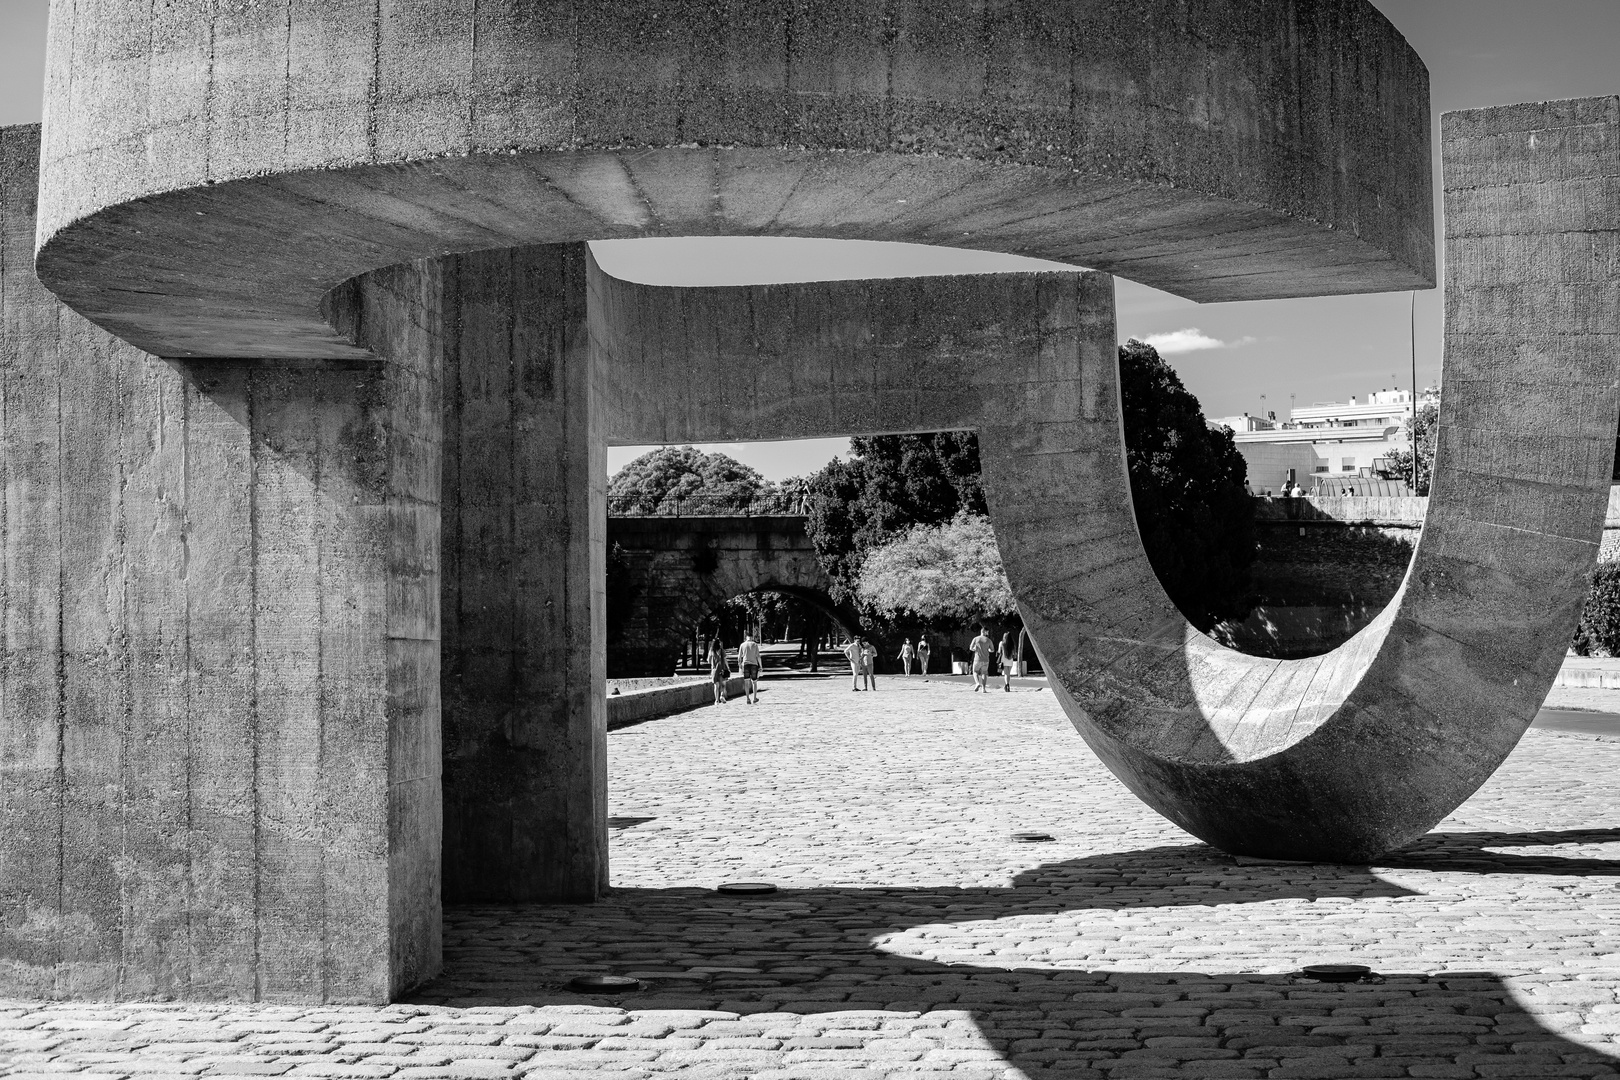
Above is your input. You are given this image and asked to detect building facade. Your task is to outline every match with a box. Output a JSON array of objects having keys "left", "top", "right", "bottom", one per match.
[{"left": 1216, "top": 388, "right": 1438, "bottom": 494}]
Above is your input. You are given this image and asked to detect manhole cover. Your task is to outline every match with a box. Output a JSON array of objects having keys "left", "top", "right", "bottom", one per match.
[
  {"left": 716, "top": 882, "right": 778, "bottom": 895},
  {"left": 1301, "top": 964, "right": 1372, "bottom": 982},
  {"left": 567, "top": 974, "right": 643, "bottom": 994},
  {"left": 1011, "top": 832, "right": 1056, "bottom": 843}
]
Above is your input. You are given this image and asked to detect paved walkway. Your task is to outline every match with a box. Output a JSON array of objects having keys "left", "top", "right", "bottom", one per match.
[{"left": 9, "top": 676, "right": 1620, "bottom": 1078}]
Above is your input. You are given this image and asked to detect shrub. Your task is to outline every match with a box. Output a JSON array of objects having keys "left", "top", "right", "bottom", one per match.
[{"left": 1572, "top": 563, "right": 1620, "bottom": 656}]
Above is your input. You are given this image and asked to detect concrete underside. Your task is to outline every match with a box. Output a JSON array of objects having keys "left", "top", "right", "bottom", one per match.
[{"left": 7, "top": 0, "right": 1615, "bottom": 1006}]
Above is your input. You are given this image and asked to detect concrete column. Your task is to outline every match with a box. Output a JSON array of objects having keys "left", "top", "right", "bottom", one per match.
[
  {"left": 435, "top": 243, "right": 607, "bottom": 903},
  {"left": 0, "top": 125, "right": 441, "bottom": 1003}
]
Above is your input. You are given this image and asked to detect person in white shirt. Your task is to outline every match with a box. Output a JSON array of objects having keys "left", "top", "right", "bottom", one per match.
[
  {"left": 968, "top": 627, "right": 994, "bottom": 692},
  {"left": 738, "top": 630, "right": 762, "bottom": 704}
]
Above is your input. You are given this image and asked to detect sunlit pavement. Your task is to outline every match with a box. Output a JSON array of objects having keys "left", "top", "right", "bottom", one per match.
[{"left": 9, "top": 676, "right": 1620, "bottom": 1078}]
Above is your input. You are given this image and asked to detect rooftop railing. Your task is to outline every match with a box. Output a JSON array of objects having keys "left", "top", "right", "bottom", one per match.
[{"left": 607, "top": 493, "right": 811, "bottom": 517}]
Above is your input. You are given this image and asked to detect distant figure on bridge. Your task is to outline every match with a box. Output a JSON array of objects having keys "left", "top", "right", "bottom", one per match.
[
  {"left": 969, "top": 627, "right": 994, "bottom": 692},
  {"left": 916, "top": 638, "right": 930, "bottom": 678},
  {"left": 898, "top": 638, "right": 914, "bottom": 676},
  {"left": 708, "top": 637, "right": 730, "bottom": 705},
  {"left": 738, "top": 630, "right": 762, "bottom": 705}
]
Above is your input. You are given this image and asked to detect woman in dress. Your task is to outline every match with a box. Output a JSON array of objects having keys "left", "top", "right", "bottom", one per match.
[{"left": 708, "top": 637, "right": 730, "bottom": 705}]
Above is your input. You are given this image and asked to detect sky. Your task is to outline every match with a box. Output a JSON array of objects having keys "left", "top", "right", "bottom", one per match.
[{"left": 2, "top": 1, "right": 1617, "bottom": 480}]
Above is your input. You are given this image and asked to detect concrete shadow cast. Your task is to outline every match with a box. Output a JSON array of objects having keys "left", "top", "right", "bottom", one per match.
[{"left": 407, "top": 839, "right": 1620, "bottom": 1077}]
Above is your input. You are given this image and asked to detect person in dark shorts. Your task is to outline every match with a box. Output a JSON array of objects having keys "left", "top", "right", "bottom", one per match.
[
  {"left": 738, "top": 629, "right": 762, "bottom": 704},
  {"left": 708, "top": 637, "right": 730, "bottom": 705}
]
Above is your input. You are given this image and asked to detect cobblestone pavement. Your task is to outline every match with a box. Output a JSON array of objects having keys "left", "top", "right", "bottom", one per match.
[{"left": 9, "top": 676, "right": 1620, "bottom": 1079}]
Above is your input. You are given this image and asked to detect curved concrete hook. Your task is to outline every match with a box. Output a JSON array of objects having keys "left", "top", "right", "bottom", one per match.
[
  {"left": 32, "top": 0, "right": 1610, "bottom": 864},
  {"left": 593, "top": 98, "right": 1620, "bottom": 863},
  {"left": 980, "top": 98, "right": 1620, "bottom": 861}
]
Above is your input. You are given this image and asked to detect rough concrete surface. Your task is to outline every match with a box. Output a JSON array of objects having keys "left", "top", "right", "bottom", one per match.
[
  {"left": 35, "top": 0, "right": 1432, "bottom": 360},
  {"left": 9, "top": 0, "right": 1613, "bottom": 1006},
  {"left": 1, "top": 127, "right": 441, "bottom": 1003},
  {"left": 8, "top": 678, "right": 1620, "bottom": 1078}
]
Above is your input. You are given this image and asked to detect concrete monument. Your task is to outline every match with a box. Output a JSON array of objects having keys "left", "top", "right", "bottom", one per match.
[{"left": 2, "top": 0, "right": 1614, "bottom": 1002}]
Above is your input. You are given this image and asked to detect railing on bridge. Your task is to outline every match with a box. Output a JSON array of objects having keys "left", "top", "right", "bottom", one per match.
[{"left": 607, "top": 493, "right": 811, "bottom": 517}]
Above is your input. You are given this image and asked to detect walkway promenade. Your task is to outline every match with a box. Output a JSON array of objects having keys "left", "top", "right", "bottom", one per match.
[{"left": 8, "top": 677, "right": 1620, "bottom": 1078}]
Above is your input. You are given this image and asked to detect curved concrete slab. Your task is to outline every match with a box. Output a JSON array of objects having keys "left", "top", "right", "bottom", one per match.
[
  {"left": 16, "top": 0, "right": 1615, "bottom": 1002},
  {"left": 37, "top": 0, "right": 1430, "bottom": 359},
  {"left": 593, "top": 96, "right": 1620, "bottom": 860}
]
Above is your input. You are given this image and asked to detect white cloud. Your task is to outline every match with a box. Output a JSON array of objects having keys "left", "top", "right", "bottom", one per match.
[{"left": 1137, "top": 328, "right": 1256, "bottom": 355}]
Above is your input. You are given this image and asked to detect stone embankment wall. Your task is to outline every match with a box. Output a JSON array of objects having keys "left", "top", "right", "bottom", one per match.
[
  {"left": 1223, "top": 490, "right": 1620, "bottom": 657},
  {"left": 605, "top": 677, "right": 748, "bottom": 729}
]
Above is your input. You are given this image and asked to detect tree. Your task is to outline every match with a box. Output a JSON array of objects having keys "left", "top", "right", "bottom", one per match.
[
  {"left": 608, "top": 445, "right": 770, "bottom": 512},
  {"left": 856, "top": 512, "right": 1014, "bottom": 622},
  {"left": 801, "top": 342, "right": 1254, "bottom": 631},
  {"left": 1385, "top": 402, "right": 1439, "bottom": 495},
  {"left": 1572, "top": 564, "right": 1620, "bottom": 656},
  {"left": 1118, "top": 340, "right": 1256, "bottom": 628},
  {"left": 802, "top": 432, "right": 983, "bottom": 606}
]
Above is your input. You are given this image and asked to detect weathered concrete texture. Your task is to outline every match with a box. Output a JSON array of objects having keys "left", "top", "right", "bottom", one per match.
[
  {"left": 420, "top": 244, "right": 606, "bottom": 904},
  {"left": 981, "top": 98, "right": 1620, "bottom": 861},
  {"left": 36, "top": 0, "right": 1432, "bottom": 361},
  {"left": 1, "top": 126, "right": 441, "bottom": 1002},
  {"left": 605, "top": 515, "right": 853, "bottom": 677},
  {"left": 595, "top": 95, "right": 1620, "bottom": 862}
]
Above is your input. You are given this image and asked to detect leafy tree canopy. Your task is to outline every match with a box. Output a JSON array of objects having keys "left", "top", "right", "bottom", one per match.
[
  {"left": 608, "top": 445, "right": 770, "bottom": 511},
  {"left": 1386, "top": 402, "right": 1439, "bottom": 496},
  {"left": 856, "top": 512, "right": 1014, "bottom": 622},
  {"left": 801, "top": 432, "right": 984, "bottom": 607},
  {"left": 804, "top": 345, "right": 1255, "bottom": 631},
  {"left": 1120, "top": 339, "right": 1256, "bottom": 629},
  {"left": 1573, "top": 564, "right": 1620, "bottom": 657}
]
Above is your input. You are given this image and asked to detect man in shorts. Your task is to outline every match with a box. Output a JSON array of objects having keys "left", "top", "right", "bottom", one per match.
[
  {"left": 969, "top": 626, "right": 994, "bottom": 692},
  {"left": 842, "top": 636, "right": 865, "bottom": 690},
  {"left": 738, "top": 629, "right": 763, "bottom": 704}
]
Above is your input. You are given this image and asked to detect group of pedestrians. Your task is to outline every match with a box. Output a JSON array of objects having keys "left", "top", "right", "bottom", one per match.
[
  {"left": 704, "top": 624, "right": 1022, "bottom": 704},
  {"left": 705, "top": 630, "right": 762, "bottom": 706},
  {"left": 969, "top": 626, "right": 1021, "bottom": 692}
]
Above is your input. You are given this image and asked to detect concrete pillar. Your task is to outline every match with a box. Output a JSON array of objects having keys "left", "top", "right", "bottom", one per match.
[
  {"left": 0, "top": 126, "right": 441, "bottom": 1003},
  {"left": 433, "top": 244, "right": 607, "bottom": 903}
]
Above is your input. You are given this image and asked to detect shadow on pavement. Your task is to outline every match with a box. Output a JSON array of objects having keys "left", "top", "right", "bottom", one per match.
[
  {"left": 408, "top": 838, "right": 1620, "bottom": 1077},
  {"left": 1382, "top": 827, "right": 1620, "bottom": 876}
]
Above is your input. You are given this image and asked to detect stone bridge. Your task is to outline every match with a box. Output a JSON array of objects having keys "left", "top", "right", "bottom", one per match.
[{"left": 606, "top": 513, "right": 859, "bottom": 677}]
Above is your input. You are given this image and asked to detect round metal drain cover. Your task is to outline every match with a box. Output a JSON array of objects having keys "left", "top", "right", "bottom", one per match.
[
  {"left": 717, "top": 881, "right": 778, "bottom": 895},
  {"left": 1301, "top": 964, "right": 1371, "bottom": 982},
  {"left": 1011, "top": 832, "right": 1056, "bottom": 843},
  {"left": 567, "top": 974, "right": 642, "bottom": 994}
]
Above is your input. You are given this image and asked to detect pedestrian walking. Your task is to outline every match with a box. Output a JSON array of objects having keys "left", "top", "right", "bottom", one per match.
[
  {"left": 898, "top": 638, "right": 914, "bottom": 676},
  {"left": 998, "top": 630, "right": 1017, "bottom": 692},
  {"left": 969, "top": 626, "right": 994, "bottom": 692},
  {"left": 708, "top": 637, "right": 730, "bottom": 705},
  {"left": 842, "top": 636, "right": 865, "bottom": 691},
  {"left": 916, "top": 637, "right": 930, "bottom": 678},
  {"left": 738, "top": 629, "right": 762, "bottom": 704},
  {"left": 861, "top": 638, "right": 877, "bottom": 691}
]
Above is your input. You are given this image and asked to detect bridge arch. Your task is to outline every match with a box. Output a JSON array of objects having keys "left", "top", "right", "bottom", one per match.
[{"left": 607, "top": 513, "right": 862, "bottom": 676}]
